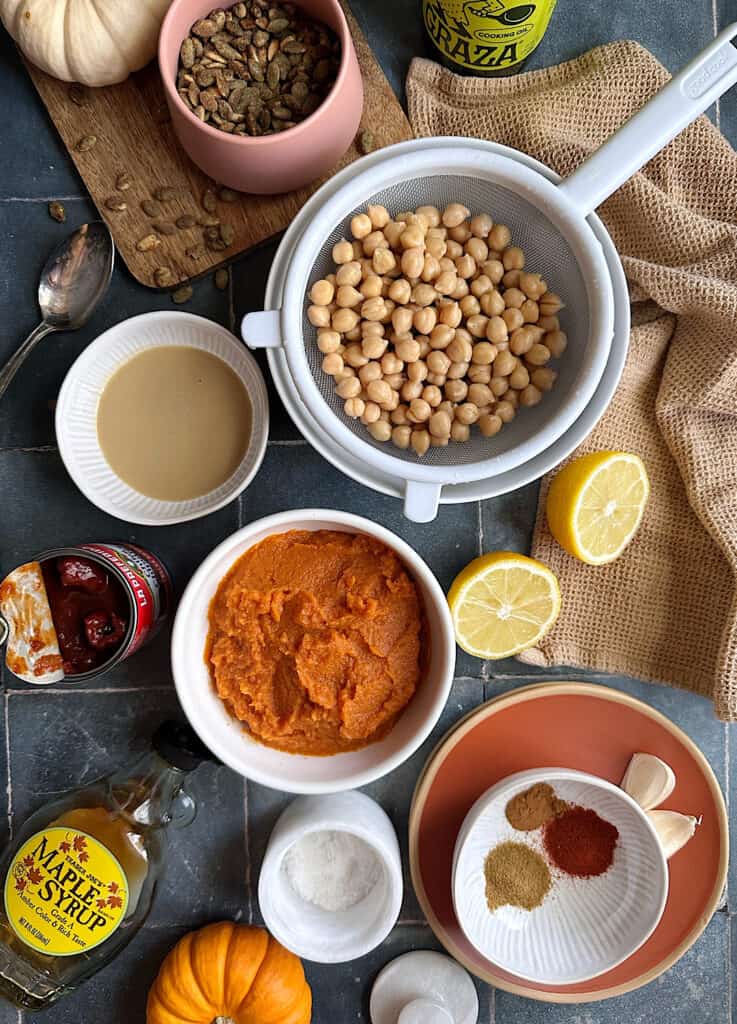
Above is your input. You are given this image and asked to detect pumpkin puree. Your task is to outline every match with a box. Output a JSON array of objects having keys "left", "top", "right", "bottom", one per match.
[{"left": 206, "top": 530, "right": 424, "bottom": 755}]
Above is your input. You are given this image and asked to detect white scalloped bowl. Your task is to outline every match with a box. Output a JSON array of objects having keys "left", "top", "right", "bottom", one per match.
[
  {"left": 452, "top": 768, "right": 668, "bottom": 986},
  {"left": 55, "top": 312, "right": 269, "bottom": 525}
]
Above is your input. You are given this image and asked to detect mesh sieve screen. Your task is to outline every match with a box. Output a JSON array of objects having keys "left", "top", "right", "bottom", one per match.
[{"left": 301, "top": 174, "right": 591, "bottom": 470}]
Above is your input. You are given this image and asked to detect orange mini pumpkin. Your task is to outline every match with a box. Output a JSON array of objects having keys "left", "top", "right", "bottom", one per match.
[{"left": 146, "top": 922, "right": 312, "bottom": 1024}]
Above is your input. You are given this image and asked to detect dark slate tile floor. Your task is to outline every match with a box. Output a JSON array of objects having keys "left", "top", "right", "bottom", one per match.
[{"left": 0, "top": 1, "right": 733, "bottom": 1021}]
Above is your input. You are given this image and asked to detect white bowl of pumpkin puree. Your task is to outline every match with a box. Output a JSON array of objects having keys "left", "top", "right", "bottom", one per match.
[{"left": 171, "top": 510, "right": 455, "bottom": 793}]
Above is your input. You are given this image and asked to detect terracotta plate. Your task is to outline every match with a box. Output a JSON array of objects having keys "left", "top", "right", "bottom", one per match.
[{"left": 408, "top": 682, "right": 728, "bottom": 1003}]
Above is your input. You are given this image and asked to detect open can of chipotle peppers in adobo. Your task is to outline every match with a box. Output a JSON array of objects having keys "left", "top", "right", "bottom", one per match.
[{"left": 0, "top": 542, "right": 172, "bottom": 684}]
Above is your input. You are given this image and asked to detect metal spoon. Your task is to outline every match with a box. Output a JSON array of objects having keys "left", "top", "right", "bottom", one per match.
[{"left": 0, "top": 221, "right": 114, "bottom": 400}]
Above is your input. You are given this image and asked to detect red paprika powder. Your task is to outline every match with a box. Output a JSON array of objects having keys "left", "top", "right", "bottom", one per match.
[{"left": 543, "top": 805, "right": 618, "bottom": 878}]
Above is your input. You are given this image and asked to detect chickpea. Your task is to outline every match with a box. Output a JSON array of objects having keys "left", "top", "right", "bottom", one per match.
[
  {"left": 429, "top": 410, "right": 452, "bottom": 438},
  {"left": 445, "top": 379, "right": 468, "bottom": 403},
  {"left": 308, "top": 304, "right": 331, "bottom": 328},
  {"left": 480, "top": 290, "right": 506, "bottom": 317},
  {"left": 466, "top": 314, "right": 490, "bottom": 339},
  {"left": 414, "top": 307, "right": 438, "bottom": 335},
  {"left": 468, "top": 382, "right": 494, "bottom": 407},
  {"left": 490, "top": 376, "right": 509, "bottom": 397},
  {"left": 519, "top": 384, "right": 543, "bottom": 407},
  {"left": 359, "top": 361, "right": 383, "bottom": 386},
  {"left": 502, "top": 307, "right": 524, "bottom": 332},
  {"left": 480, "top": 259, "right": 503, "bottom": 285},
  {"left": 458, "top": 293, "right": 479, "bottom": 317},
  {"left": 347, "top": 212, "right": 370, "bottom": 240},
  {"left": 370, "top": 247, "right": 395, "bottom": 275},
  {"left": 465, "top": 236, "right": 488, "bottom": 263},
  {"left": 391, "top": 404, "right": 409, "bottom": 425},
  {"left": 456, "top": 402, "right": 479, "bottom": 425},
  {"left": 360, "top": 275, "right": 384, "bottom": 299},
  {"left": 438, "top": 301, "right": 462, "bottom": 328},
  {"left": 352, "top": 240, "right": 364, "bottom": 260},
  {"left": 388, "top": 306, "right": 410, "bottom": 335},
  {"left": 521, "top": 299, "right": 539, "bottom": 323},
  {"left": 519, "top": 272, "right": 547, "bottom": 300},
  {"left": 442, "top": 203, "right": 470, "bottom": 228},
  {"left": 509, "top": 326, "right": 535, "bottom": 355},
  {"left": 343, "top": 397, "right": 365, "bottom": 418},
  {"left": 526, "top": 343, "right": 551, "bottom": 366},
  {"left": 451, "top": 420, "right": 470, "bottom": 443},
  {"left": 426, "top": 234, "right": 447, "bottom": 260},
  {"left": 334, "top": 262, "right": 360, "bottom": 288},
  {"left": 395, "top": 338, "right": 421, "bottom": 363},
  {"left": 504, "top": 287, "right": 526, "bottom": 310},
  {"left": 434, "top": 270, "right": 458, "bottom": 296},
  {"left": 384, "top": 389, "right": 400, "bottom": 411},
  {"left": 336, "top": 285, "right": 363, "bottom": 309},
  {"left": 501, "top": 246, "right": 524, "bottom": 271},
  {"left": 469, "top": 274, "right": 493, "bottom": 298},
  {"left": 496, "top": 400, "right": 517, "bottom": 423},
  {"left": 317, "top": 329, "right": 341, "bottom": 354},
  {"left": 544, "top": 329, "right": 568, "bottom": 358},
  {"left": 445, "top": 239, "right": 463, "bottom": 259},
  {"left": 401, "top": 379, "right": 423, "bottom": 401},
  {"left": 400, "top": 225, "right": 425, "bottom": 250},
  {"left": 422, "top": 385, "right": 443, "bottom": 407},
  {"left": 537, "top": 315, "right": 560, "bottom": 332},
  {"left": 449, "top": 223, "right": 472, "bottom": 245},
  {"left": 466, "top": 212, "right": 490, "bottom": 237},
  {"left": 506, "top": 389, "right": 520, "bottom": 409},
  {"left": 361, "top": 402, "right": 382, "bottom": 426},
  {"left": 430, "top": 435, "right": 449, "bottom": 447},
  {"left": 452, "top": 278, "right": 469, "bottom": 300},
  {"left": 359, "top": 297, "right": 386, "bottom": 323},
  {"left": 494, "top": 349, "right": 517, "bottom": 376},
  {"left": 334, "top": 366, "right": 355, "bottom": 383},
  {"left": 427, "top": 372, "right": 447, "bottom": 387},
  {"left": 412, "top": 283, "right": 437, "bottom": 307},
  {"left": 471, "top": 341, "right": 497, "bottom": 365},
  {"left": 367, "top": 204, "right": 390, "bottom": 229},
  {"left": 509, "top": 364, "right": 530, "bottom": 390},
  {"left": 367, "top": 419, "right": 392, "bottom": 442},
  {"left": 447, "top": 360, "right": 469, "bottom": 380},
  {"left": 399, "top": 247, "right": 423, "bottom": 280},
  {"left": 332, "top": 308, "right": 360, "bottom": 333},
  {"left": 488, "top": 223, "right": 512, "bottom": 250},
  {"left": 479, "top": 413, "right": 503, "bottom": 437},
  {"left": 447, "top": 334, "right": 473, "bottom": 363},
  {"left": 385, "top": 278, "right": 409, "bottom": 305},
  {"left": 336, "top": 375, "right": 362, "bottom": 399},
  {"left": 427, "top": 351, "right": 451, "bottom": 375},
  {"left": 310, "top": 278, "right": 335, "bottom": 305},
  {"left": 486, "top": 315, "right": 508, "bottom": 344},
  {"left": 322, "top": 352, "right": 344, "bottom": 376},
  {"left": 407, "top": 360, "right": 428, "bottom": 382},
  {"left": 429, "top": 324, "right": 454, "bottom": 350},
  {"left": 531, "top": 367, "right": 557, "bottom": 391},
  {"left": 343, "top": 343, "right": 368, "bottom": 368},
  {"left": 361, "top": 231, "right": 385, "bottom": 258},
  {"left": 381, "top": 352, "right": 404, "bottom": 376},
  {"left": 411, "top": 429, "right": 431, "bottom": 457},
  {"left": 408, "top": 398, "right": 432, "bottom": 423},
  {"left": 392, "top": 424, "right": 412, "bottom": 449},
  {"left": 419, "top": 254, "right": 439, "bottom": 283},
  {"left": 455, "top": 253, "right": 477, "bottom": 279},
  {"left": 416, "top": 205, "right": 441, "bottom": 228},
  {"left": 332, "top": 239, "right": 354, "bottom": 264},
  {"left": 468, "top": 364, "right": 492, "bottom": 384},
  {"left": 363, "top": 378, "right": 391, "bottom": 407},
  {"left": 502, "top": 269, "right": 520, "bottom": 288},
  {"left": 539, "top": 291, "right": 564, "bottom": 317},
  {"left": 361, "top": 335, "right": 388, "bottom": 360}
]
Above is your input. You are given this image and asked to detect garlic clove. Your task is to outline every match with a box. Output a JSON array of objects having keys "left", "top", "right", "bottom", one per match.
[
  {"left": 621, "top": 752, "right": 676, "bottom": 810},
  {"left": 647, "top": 810, "right": 698, "bottom": 858}
]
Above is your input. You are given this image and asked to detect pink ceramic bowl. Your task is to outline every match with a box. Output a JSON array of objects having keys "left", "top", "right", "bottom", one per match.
[{"left": 158, "top": 0, "right": 364, "bottom": 194}]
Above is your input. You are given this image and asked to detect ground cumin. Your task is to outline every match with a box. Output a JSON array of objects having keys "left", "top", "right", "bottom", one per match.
[
  {"left": 484, "top": 841, "right": 551, "bottom": 912},
  {"left": 505, "top": 782, "right": 569, "bottom": 831}
]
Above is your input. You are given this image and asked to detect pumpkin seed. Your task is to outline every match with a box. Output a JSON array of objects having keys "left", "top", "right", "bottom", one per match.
[
  {"left": 115, "top": 172, "right": 132, "bottom": 191},
  {"left": 202, "top": 188, "right": 218, "bottom": 213},
  {"left": 152, "top": 220, "right": 177, "bottom": 236},
  {"left": 220, "top": 223, "right": 236, "bottom": 246},
  {"left": 141, "top": 199, "right": 161, "bottom": 217},
  {"left": 75, "top": 135, "right": 97, "bottom": 152},
  {"left": 176, "top": 214, "right": 199, "bottom": 229},
  {"left": 171, "top": 285, "right": 194, "bottom": 303},
  {"left": 137, "top": 234, "right": 162, "bottom": 252},
  {"left": 186, "top": 244, "right": 207, "bottom": 259},
  {"left": 154, "top": 267, "right": 174, "bottom": 288},
  {"left": 193, "top": 18, "right": 218, "bottom": 37},
  {"left": 200, "top": 214, "right": 221, "bottom": 227},
  {"left": 48, "top": 201, "right": 66, "bottom": 223},
  {"left": 104, "top": 197, "right": 128, "bottom": 212},
  {"left": 154, "top": 186, "right": 178, "bottom": 202},
  {"left": 181, "top": 38, "right": 196, "bottom": 68},
  {"left": 358, "top": 129, "right": 375, "bottom": 155},
  {"left": 214, "top": 268, "right": 230, "bottom": 290}
]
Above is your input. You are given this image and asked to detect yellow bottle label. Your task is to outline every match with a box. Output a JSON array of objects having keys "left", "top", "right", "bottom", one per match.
[
  {"left": 4, "top": 828, "right": 129, "bottom": 957},
  {"left": 422, "top": 0, "right": 558, "bottom": 72}
]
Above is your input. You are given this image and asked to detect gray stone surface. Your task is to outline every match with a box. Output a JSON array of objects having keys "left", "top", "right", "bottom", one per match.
[{"left": 0, "top": 0, "right": 733, "bottom": 1021}]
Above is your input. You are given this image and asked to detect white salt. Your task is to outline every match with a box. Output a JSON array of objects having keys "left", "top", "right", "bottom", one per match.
[{"left": 284, "top": 829, "right": 381, "bottom": 912}]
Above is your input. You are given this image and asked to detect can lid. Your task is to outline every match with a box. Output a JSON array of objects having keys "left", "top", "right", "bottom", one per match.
[{"left": 152, "top": 720, "right": 217, "bottom": 771}]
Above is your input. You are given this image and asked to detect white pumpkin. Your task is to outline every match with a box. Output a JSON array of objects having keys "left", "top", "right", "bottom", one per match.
[{"left": 1, "top": 0, "right": 172, "bottom": 86}]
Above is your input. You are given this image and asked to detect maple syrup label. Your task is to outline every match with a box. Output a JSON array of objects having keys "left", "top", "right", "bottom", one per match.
[{"left": 4, "top": 828, "right": 128, "bottom": 957}]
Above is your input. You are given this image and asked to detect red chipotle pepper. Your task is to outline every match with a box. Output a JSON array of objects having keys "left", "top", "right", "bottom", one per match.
[{"left": 543, "top": 805, "right": 619, "bottom": 878}]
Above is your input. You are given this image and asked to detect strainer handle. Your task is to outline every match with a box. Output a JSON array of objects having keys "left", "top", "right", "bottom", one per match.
[
  {"left": 559, "top": 22, "right": 737, "bottom": 215},
  {"left": 404, "top": 481, "right": 442, "bottom": 523},
  {"left": 241, "top": 310, "right": 283, "bottom": 348}
]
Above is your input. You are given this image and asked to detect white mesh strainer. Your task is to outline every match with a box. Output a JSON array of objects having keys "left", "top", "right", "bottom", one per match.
[{"left": 244, "top": 24, "right": 737, "bottom": 521}]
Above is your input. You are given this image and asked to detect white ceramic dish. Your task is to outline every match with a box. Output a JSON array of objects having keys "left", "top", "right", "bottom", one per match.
[
  {"left": 171, "top": 509, "right": 455, "bottom": 793},
  {"left": 55, "top": 311, "right": 269, "bottom": 526},
  {"left": 452, "top": 768, "right": 668, "bottom": 986},
  {"left": 258, "top": 791, "right": 402, "bottom": 963},
  {"left": 261, "top": 136, "right": 630, "bottom": 508}
]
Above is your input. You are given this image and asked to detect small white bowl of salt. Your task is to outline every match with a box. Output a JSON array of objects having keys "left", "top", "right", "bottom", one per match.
[{"left": 258, "top": 791, "right": 403, "bottom": 963}]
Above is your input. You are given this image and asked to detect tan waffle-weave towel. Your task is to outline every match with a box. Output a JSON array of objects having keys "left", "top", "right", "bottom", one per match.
[{"left": 407, "top": 44, "right": 737, "bottom": 720}]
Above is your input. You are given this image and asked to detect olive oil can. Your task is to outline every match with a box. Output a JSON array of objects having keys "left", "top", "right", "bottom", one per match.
[{"left": 422, "top": 0, "right": 558, "bottom": 76}]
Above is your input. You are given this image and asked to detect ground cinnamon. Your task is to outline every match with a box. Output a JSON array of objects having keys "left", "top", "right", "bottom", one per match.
[
  {"left": 484, "top": 841, "right": 551, "bottom": 912},
  {"left": 505, "top": 782, "right": 569, "bottom": 831}
]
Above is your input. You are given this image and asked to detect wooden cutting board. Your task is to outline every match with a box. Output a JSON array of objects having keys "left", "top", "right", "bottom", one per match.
[{"left": 26, "top": 3, "right": 412, "bottom": 290}]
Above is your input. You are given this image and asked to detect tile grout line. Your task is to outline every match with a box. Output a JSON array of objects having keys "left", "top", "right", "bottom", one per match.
[
  {"left": 489, "top": 981, "right": 496, "bottom": 1024},
  {"left": 0, "top": 196, "right": 87, "bottom": 204},
  {"left": 6, "top": 685, "right": 174, "bottom": 696},
  {"left": 725, "top": 721, "right": 730, "bottom": 913},
  {"left": 477, "top": 501, "right": 491, "bottom": 683},
  {"left": 4, "top": 693, "right": 13, "bottom": 844},
  {"left": 243, "top": 779, "right": 252, "bottom": 924}
]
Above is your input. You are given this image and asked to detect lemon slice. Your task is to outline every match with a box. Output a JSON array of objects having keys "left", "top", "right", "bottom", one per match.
[
  {"left": 448, "top": 552, "right": 561, "bottom": 660},
  {"left": 546, "top": 451, "right": 650, "bottom": 565}
]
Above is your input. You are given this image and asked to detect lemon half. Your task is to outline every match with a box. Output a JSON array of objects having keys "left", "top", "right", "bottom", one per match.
[
  {"left": 448, "top": 552, "right": 561, "bottom": 660},
  {"left": 546, "top": 451, "right": 650, "bottom": 565}
]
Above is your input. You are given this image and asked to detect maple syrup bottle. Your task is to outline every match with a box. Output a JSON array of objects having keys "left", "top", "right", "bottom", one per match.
[{"left": 0, "top": 721, "right": 212, "bottom": 1010}]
